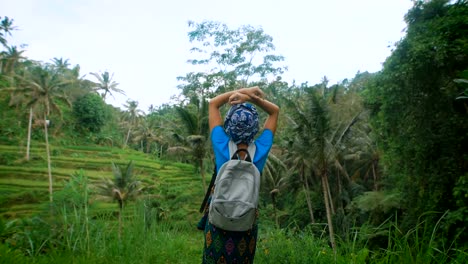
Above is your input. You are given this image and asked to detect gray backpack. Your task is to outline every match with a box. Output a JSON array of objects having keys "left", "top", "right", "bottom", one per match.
[{"left": 208, "top": 142, "right": 260, "bottom": 231}]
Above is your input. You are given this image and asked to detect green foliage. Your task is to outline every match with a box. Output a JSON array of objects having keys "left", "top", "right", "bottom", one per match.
[
  {"left": 444, "top": 173, "right": 468, "bottom": 243},
  {"left": 53, "top": 169, "right": 91, "bottom": 210},
  {"left": 371, "top": 212, "right": 457, "bottom": 264},
  {"left": 0, "top": 92, "right": 24, "bottom": 144},
  {"left": 89, "top": 71, "right": 124, "bottom": 100},
  {"left": 0, "top": 243, "right": 27, "bottom": 264},
  {"left": 96, "top": 161, "right": 143, "bottom": 207},
  {"left": 349, "top": 191, "right": 402, "bottom": 225},
  {"left": 1, "top": 210, "right": 467, "bottom": 263},
  {"left": 72, "top": 93, "right": 108, "bottom": 133},
  {"left": 256, "top": 229, "right": 336, "bottom": 264},
  {"left": 364, "top": 0, "right": 468, "bottom": 239},
  {"left": 177, "top": 20, "right": 287, "bottom": 102},
  {"left": 0, "top": 218, "right": 17, "bottom": 243},
  {"left": 454, "top": 72, "right": 468, "bottom": 114},
  {"left": 52, "top": 170, "right": 91, "bottom": 254},
  {"left": 95, "top": 104, "right": 125, "bottom": 147},
  {"left": 0, "top": 16, "right": 16, "bottom": 48}
]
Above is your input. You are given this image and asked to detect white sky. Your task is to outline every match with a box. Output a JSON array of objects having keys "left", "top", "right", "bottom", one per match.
[{"left": 1, "top": 0, "right": 413, "bottom": 112}]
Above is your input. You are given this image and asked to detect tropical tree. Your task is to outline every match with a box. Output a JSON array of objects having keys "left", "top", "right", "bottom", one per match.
[
  {"left": 283, "top": 83, "right": 320, "bottom": 226},
  {"left": 96, "top": 161, "right": 143, "bottom": 238},
  {"left": 132, "top": 117, "right": 162, "bottom": 154},
  {"left": 171, "top": 99, "right": 210, "bottom": 192},
  {"left": 51, "top": 57, "right": 70, "bottom": 72},
  {"left": 177, "top": 20, "right": 287, "bottom": 101},
  {"left": 1, "top": 46, "right": 25, "bottom": 75},
  {"left": 287, "top": 85, "right": 334, "bottom": 247},
  {"left": 364, "top": 0, "right": 468, "bottom": 239},
  {"left": 73, "top": 93, "right": 108, "bottom": 133},
  {"left": 285, "top": 130, "right": 317, "bottom": 225},
  {"left": 121, "top": 99, "right": 144, "bottom": 147},
  {"left": 0, "top": 16, "right": 19, "bottom": 88},
  {"left": 261, "top": 153, "right": 289, "bottom": 227},
  {"left": 345, "top": 131, "right": 381, "bottom": 192},
  {"left": 287, "top": 82, "right": 366, "bottom": 251},
  {"left": 89, "top": 71, "right": 125, "bottom": 100},
  {"left": 12, "top": 63, "right": 72, "bottom": 201},
  {"left": 0, "top": 16, "right": 16, "bottom": 48}
]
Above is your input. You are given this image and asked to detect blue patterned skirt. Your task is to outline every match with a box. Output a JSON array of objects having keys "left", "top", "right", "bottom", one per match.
[{"left": 202, "top": 220, "right": 258, "bottom": 264}]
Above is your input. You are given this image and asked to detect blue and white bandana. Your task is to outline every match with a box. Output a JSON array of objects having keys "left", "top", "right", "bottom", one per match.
[{"left": 224, "top": 103, "right": 259, "bottom": 145}]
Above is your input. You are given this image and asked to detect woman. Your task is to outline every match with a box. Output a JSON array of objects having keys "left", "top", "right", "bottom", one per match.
[{"left": 202, "top": 86, "right": 279, "bottom": 263}]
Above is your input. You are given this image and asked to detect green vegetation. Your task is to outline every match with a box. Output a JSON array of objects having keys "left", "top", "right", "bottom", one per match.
[{"left": 1, "top": 0, "right": 468, "bottom": 262}]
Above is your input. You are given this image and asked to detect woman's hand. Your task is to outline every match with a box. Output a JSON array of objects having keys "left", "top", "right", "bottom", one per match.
[
  {"left": 229, "top": 92, "right": 251, "bottom": 105},
  {"left": 239, "top": 86, "right": 265, "bottom": 101}
]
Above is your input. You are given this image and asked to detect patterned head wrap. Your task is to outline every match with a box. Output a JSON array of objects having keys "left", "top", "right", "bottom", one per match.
[{"left": 224, "top": 103, "right": 259, "bottom": 145}]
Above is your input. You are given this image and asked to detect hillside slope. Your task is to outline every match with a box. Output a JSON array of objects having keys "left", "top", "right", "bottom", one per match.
[{"left": 0, "top": 142, "right": 205, "bottom": 225}]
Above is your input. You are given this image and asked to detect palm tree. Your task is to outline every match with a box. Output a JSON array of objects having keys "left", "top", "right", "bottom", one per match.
[
  {"left": 132, "top": 117, "right": 162, "bottom": 153},
  {"left": 89, "top": 71, "right": 125, "bottom": 100},
  {"left": 52, "top": 61, "right": 92, "bottom": 102},
  {"left": 96, "top": 161, "right": 143, "bottom": 238},
  {"left": 1, "top": 46, "right": 25, "bottom": 75},
  {"left": 0, "top": 16, "right": 16, "bottom": 48},
  {"left": 122, "top": 100, "right": 144, "bottom": 147},
  {"left": 295, "top": 87, "right": 337, "bottom": 250},
  {"left": 345, "top": 130, "right": 381, "bottom": 191},
  {"left": 171, "top": 98, "right": 210, "bottom": 192},
  {"left": 284, "top": 84, "right": 320, "bottom": 225},
  {"left": 51, "top": 57, "right": 70, "bottom": 73},
  {"left": 286, "top": 136, "right": 317, "bottom": 224},
  {"left": 287, "top": 84, "right": 362, "bottom": 252},
  {"left": 262, "top": 153, "right": 289, "bottom": 227},
  {"left": 14, "top": 64, "right": 72, "bottom": 202}
]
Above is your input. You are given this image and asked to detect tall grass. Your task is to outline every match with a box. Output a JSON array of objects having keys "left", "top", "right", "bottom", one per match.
[
  {"left": 3, "top": 206, "right": 467, "bottom": 264},
  {"left": 1, "top": 161, "right": 466, "bottom": 263},
  {"left": 254, "top": 213, "right": 468, "bottom": 263},
  {"left": 1, "top": 170, "right": 203, "bottom": 264},
  {"left": 369, "top": 211, "right": 467, "bottom": 264}
]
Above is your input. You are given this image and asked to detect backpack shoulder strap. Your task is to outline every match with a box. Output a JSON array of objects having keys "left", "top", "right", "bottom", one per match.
[
  {"left": 199, "top": 164, "right": 217, "bottom": 213},
  {"left": 228, "top": 141, "right": 256, "bottom": 162}
]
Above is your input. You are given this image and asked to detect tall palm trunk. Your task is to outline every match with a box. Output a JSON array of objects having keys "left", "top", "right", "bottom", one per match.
[
  {"left": 301, "top": 163, "right": 315, "bottom": 223},
  {"left": 146, "top": 140, "right": 151, "bottom": 153},
  {"left": 321, "top": 171, "right": 336, "bottom": 252},
  {"left": 26, "top": 107, "right": 32, "bottom": 160},
  {"left": 124, "top": 128, "right": 131, "bottom": 147},
  {"left": 44, "top": 114, "right": 53, "bottom": 202},
  {"left": 372, "top": 161, "right": 378, "bottom": 191},
  {"left": 325, "top": 174, "right": 335, "bottom": 215},
  {"left": 337, "top": 171, "right": 344, "bottom": 212}
]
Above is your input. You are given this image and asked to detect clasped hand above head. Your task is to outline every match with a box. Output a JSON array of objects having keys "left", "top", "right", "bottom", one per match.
[
  {"left": 229, "top": 86, "right": 265, "bottom": 105},
  {"left": 209, "top": 85, "right": 278, "bottom": 133}
]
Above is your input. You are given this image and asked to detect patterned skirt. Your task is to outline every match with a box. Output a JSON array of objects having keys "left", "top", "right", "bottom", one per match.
[{"left": 202, "top": 220, "right": 258, "bottom": 264}]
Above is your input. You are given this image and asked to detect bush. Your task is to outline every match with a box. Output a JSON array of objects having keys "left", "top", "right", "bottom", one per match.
[{"left": 72, "top": 93, "right": 108, "bottom": 133}]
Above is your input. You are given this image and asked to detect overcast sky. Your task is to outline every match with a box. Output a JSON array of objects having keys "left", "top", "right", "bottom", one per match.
[{"left": 2, "top": 0, "right": 413, "bottom": 112}]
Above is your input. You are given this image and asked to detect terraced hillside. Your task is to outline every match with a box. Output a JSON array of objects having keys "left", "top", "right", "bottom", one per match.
[{"left": 0, "top": 143, "right": 206, "bottom": 225}]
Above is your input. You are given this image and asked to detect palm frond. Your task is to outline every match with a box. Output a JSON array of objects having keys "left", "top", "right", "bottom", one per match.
[{"left": 175, "top": 106, "right": 198, "bottom": 135}]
